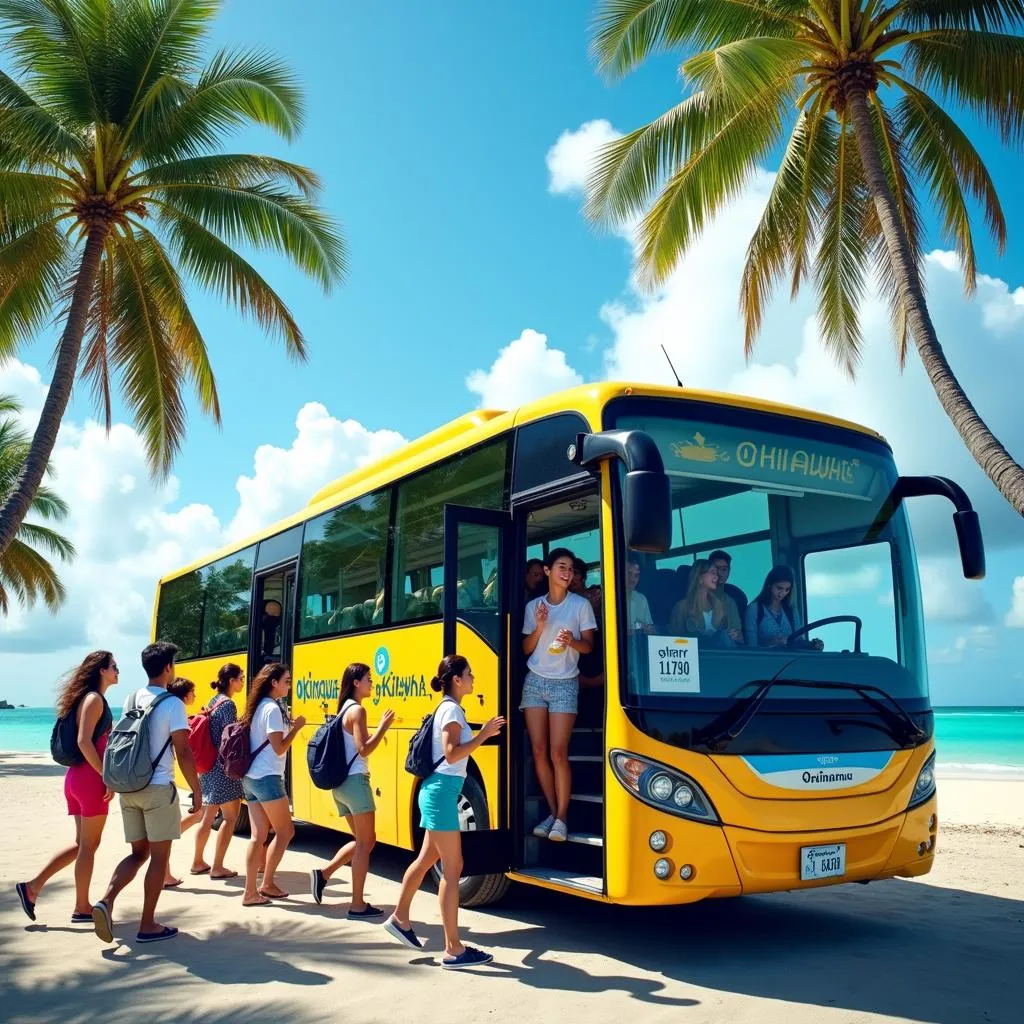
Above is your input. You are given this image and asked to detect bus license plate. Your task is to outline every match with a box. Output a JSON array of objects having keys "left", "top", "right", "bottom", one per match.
[{"left": 800, "top": 843, "right": 846, "bottom": 881}]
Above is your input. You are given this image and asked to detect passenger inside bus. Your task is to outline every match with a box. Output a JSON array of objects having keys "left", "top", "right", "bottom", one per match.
[
  {"left": 577, "top": 583, "right": 605, "bottom": 728},
  {"left": 259, "top": 600, "right": 282, "bottom": 663},
  {"left": 626, "top": 559, "right": 654, "bottom": 635},
  {"left": 708, "top": 549, "right": 746, "bottom": 643},
  {"left": 668, "top": 559, "right": 739, "bottom": 647},
  {"left": 745, "top": 565, "right": 824, "bottom": 650},
  {"left": 524, "top": 558, "right": 545, "bottom": 600},
  {"left": 570, "top": 558, "right": 588, "bottom": 595}
]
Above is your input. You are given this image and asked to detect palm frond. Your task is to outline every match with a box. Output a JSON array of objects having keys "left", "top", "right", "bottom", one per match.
[
  {"left": 81, "top": 245, "right": 115, "bottom": 429},
  {"left": 590, "top": 0, "right": 802, "bottom": 77},
  {"left": 136, "top": 153, "right": 322, "bottom": 198},
  {"left": 901, "top": 1, "right": 1024, "bottom": 32},
  {"left": 108, "top": 226, "right": 188, "bottom": 476},
  {"left": 814, "top": 122, "right": 870, "bottom": 376},
  {"left": 897, "top": 79, "right": 1006, "bottom": 294},
  {"left": 907, "top": 30, "right": 1024, "bottom": 144},
  {"left": 0, "top": 70, "right": 85, "bottom": 169},
  {"left": 682, "top": 36, "right": 811, "bottom": 105},
  {"left": 157, "top": 202, "right": 306, "bottom": 358},
  {"left": 636, "top": 81, "right": 795, "bottom": 286},
  {"left": 154, "top": 181, "right": 346, "bottom": 290},
  {"left": 24, "top": 481, "right": 70, "bottom": 521},
  {"left": 15, "top": 520, "right": 74, "bottom": 560},
  {"left": 0, "top": 535, "right": 66, "bottom": 612}
]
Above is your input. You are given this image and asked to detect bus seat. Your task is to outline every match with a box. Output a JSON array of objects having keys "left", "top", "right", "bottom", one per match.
[
  {"left": 725, "top": 582, "right": 748, "bottom": 620},
  {"left": 642, "top": 567, "right": 682, "bottom": 632}
]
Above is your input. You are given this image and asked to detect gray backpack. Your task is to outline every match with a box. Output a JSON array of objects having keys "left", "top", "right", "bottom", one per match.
[{"left": 102, "top": 689, "right": 175, "bottom": 793}]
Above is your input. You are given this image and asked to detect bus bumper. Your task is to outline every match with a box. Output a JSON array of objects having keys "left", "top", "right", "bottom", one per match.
[{"left": 721, "top": 795, "right": 938, "bottom": 894}]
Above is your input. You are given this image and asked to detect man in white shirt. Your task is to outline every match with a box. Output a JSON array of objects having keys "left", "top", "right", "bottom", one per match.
[
  {"left": 92, "top": 641, "right": 202, "bottom": 945},
  {"left": 627, "top": 559, "right": 655, "bottom": 634}
]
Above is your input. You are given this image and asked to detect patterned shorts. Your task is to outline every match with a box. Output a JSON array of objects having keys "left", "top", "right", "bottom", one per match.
[{"left": 519, "top": 671, "right": 579, "bottom": 715}]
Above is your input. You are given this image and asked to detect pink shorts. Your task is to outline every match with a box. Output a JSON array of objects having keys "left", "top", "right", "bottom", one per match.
[{"left": 65, "top": 762, "right": 108, "bottom": 818}]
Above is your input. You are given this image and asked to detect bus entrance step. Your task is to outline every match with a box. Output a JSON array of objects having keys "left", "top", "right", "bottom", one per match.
[
  {"left": 570, "top": 793, "right": 602, "bottom": 804},
  {"left": 566, "top": 832, "right": 603, "bottom": 847},
  {"left": 517, "top": 868, "right": 603, "bottom": 894},
  {"left": 568, "top": 755, "right": 601, "bottom": 762}
]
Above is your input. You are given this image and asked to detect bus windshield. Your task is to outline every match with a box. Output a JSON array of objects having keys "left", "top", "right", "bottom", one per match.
[{"left": 610, "top": 403, "right": 927, "bottom": 709}]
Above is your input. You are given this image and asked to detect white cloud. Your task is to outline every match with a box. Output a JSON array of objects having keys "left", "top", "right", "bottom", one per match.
[
  {"left": 929, "top": 625, "right": 999, "bottom": 665},
  {"left": 545, "top": 119, "right": 622, "bottom": 197},
  {"left": 465, "top": 328, "right": 583, "bottom": 410},
  {"left": 806, "top": 565, "right": 883, "bottom": 598},
  {"left": 227, "top": 403, "right": 405, "bottom": 541},
  {"left": 1007, "top": 576, "right": 1024, "bottom": 628},
  {"left": 916, "top": 559, "right": 996, "bottom": 623}
]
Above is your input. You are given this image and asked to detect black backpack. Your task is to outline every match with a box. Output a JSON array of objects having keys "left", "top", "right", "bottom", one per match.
[
  {"left": 307, "top": 700, "right": 359, "bottom": 790},
  {"left": 50, "top": 708, "right": 84, "bottom": 767},
  {"left": 404, "top": 699, "right": 452, "bottom": 779}
]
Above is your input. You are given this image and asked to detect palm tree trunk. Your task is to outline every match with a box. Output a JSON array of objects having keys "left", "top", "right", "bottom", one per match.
[
  {"left": 0, "top": 224, "right": 110, "bottom": 559},
  {"left": 847, "top": 87, "right": 1024, "bottom": 515}
]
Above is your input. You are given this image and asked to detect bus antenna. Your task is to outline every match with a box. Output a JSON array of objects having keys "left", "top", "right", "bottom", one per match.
[{"left": 661, "top": 345, "right": 683, "bottom": 388}]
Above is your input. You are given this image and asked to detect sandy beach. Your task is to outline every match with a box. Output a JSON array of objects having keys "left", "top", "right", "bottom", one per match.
[{"left": 1, "top": 751, "right": 1022, "bottom": 1024}]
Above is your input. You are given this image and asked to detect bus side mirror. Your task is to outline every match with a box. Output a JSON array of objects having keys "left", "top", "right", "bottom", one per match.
[
  {"left": 569, "top": 429, "right": 671, "bottom": 553},
  {"left": 893, "top": 476, "right": 986, "bottom": 580}
]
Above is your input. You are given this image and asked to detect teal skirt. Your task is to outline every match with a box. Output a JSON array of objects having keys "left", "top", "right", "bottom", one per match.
[{"left": 417, "top": 773, "right": 465, "bottom": 832}]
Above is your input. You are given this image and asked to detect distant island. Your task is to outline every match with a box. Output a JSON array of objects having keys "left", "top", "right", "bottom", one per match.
[{"left": 0, "top": 700, "right": 26, "bottom": 710}]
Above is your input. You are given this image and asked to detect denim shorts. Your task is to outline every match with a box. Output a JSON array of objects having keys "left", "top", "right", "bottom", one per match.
[
  {"left": 243, "top": 774, "right": 287, "bottom": 803},
  {"left": 519, "top": 671, "right": 579, "bottom": 714}
]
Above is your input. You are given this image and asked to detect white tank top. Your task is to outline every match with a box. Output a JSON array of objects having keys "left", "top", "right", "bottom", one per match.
[{"left": 339, "top": 699, "right": 368, "bottom": 776}]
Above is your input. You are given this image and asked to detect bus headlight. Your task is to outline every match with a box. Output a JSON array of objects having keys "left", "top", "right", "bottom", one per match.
[
  {"left": 908, "top": 751, "right": 937, "bottom": 809},
  {"left": 610, "top": 750, "right": 719, "bottom": 824}
]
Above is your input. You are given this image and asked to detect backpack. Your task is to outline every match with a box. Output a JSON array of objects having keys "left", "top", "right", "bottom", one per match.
[
  {"left": 307, "top": 700, "right": 359, "bottom": 791},
  {"left": 102, "top": 690, "right": 174, "bottom": 793},
  {"left": 187, "top": 696, "right": 230, "bottom": 774},
  {"left": 50, "top": 706, "right": 85, "bottom": 767},
  {"left": 219, "top": 720, "right": 270, "bottom": 781},
  {"left": 404, "top": 699, "right": 452, "bottom": 779}
]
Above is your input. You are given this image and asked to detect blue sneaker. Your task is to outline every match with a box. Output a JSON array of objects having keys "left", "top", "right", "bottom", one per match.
[
  {"left": 441, "top": 946, "right": 494, "bottom": 970},
  {"left": 384, "top": 916, "right": 423, "bottom": 949}
]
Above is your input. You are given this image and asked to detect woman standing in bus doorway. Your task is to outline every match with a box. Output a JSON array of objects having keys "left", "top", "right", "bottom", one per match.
[
  {"left": 190, "top": 663, "right": 246, "bottom": 881},
  {"left": 310, "top": 662, "right": 395, "bottom": 917},
  {"left": 384, "top": 655, "right": 504, "bottom": 969},
  {"left": 521, "top": 548, "right": 596, "bottom": 843},
  {"left": 16, "top": 652, "right": 118, "bottom": 923},
  {"left": 669, "top": 560, "right": 738, "bottom": 646},
  {"left": 241, "top": 663, "right": 305, "bottom": 906}
]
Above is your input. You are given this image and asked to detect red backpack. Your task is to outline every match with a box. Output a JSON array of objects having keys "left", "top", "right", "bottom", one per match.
[{"left": 187, "top": 697, "right": 229, "bottom": 774}]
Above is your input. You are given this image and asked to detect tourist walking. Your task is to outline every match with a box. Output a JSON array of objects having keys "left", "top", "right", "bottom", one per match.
[
  {"left": 191, "top": 663, "right": 246, "bottom": 880},
  {"left": 241, "top": 663, "right": 304, "bottom": 906},
  {"left": 384, "top": 655, "right": 504, "bottom": 969},
  {"left": 310, "top": 663, "right": 394, "bottom": 916},
  {"left": 15, "top": 652, "right": 118, "bottom": 923},
  {"left": 91, "top": 641, "right": 201, "bottom": 944}
]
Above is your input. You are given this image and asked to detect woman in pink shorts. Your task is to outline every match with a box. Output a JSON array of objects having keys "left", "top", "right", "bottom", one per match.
[{"left": 15, "top": 652, "right": 118, "bottom": 923}]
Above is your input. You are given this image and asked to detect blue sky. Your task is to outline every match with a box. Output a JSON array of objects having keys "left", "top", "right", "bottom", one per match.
[{"left": 3, "top": 1, "right": 1023, "bottom": 706}]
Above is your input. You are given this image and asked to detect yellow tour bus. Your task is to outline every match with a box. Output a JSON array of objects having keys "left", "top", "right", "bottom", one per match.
[{"left": 157, "top": 382, "right": 985, "bottom": 907}]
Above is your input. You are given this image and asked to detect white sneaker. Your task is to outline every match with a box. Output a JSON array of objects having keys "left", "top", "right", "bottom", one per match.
[
  {"left": 532, "top": 815, "right": 556, "bottom": 838},
  {"left": 548, "top": 819, "right": 568, "bottom": 842}
]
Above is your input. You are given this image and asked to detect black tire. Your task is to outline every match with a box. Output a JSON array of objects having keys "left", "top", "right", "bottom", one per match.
[{"left": 428, "top": 774, "right": 510, "bottom": 908}]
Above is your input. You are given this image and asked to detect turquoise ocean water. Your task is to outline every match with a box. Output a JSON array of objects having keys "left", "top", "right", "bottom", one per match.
[{"left": 1, "top": 706, "right": 1022, "bottom": 778}]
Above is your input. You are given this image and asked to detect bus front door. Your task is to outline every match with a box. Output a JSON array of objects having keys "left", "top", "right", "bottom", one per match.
[{"left": 442, "top": 505, "right": 513, "bottom": 879}]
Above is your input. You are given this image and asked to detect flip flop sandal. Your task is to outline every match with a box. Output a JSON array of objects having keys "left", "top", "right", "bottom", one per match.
[
  {"left": 243, "top": 896, "right": 272, "bottom": 907},
  {"left": 163, "top": 880, "right": 183, "bottom": 889},
  {"left": 210, "top": 870, "right": 238, "bottom": 879},
  {"left": 258, "top": 888, "right": 288, "bottom": 899},
  {"left": 189, "top": 866, "right": 211, "bottom": 876}
]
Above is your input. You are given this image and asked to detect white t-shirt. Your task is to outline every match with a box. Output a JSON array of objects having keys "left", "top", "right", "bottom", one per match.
[
  {"left": 133, "top": 685, "right": 188, "bottom": 787},
  {"left": 340, "top": 699, "right": 368, "bottom": 776},
  {"left": 431, "top": 699, "right": 472, "bottom": 778},
  {"left": 629, "top": 589, "right": 653, "bottom": 628},
  {"left": 247, "top": 698, "right": 287, "bottom": 780},
  {"left": 523, "top": 592, "right": 597, "bottom": 679}
]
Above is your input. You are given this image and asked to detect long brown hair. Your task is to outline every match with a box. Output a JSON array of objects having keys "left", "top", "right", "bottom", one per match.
[
  {"left": 678, "top": 560, "right": 727, "bottom": 629},
  {"left": 212, "top": 662, "right": 243, "bottom": 694},
  {"left": 338, "top": 662, "right": 370, "bottom": 712},
  {"left": 55, "top": 651, "right": 113, "bottom": 719},
  {"left": 243, "top": 663, "right": 289, "bottom": 724}
]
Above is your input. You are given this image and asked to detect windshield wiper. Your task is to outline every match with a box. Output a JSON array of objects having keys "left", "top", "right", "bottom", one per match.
[{"left": 694, "top": 673, "right": 927, "bottom": 752}]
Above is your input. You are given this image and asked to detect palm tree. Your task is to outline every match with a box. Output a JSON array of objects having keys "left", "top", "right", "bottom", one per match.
[
  {"left": 0, "top": 0, "right": 347, "bottom": 559},
  {"left": 0, "top": 394, "right": 74, "bottom": 614},
  {"left": 587, "top": 0, "right": 1024, "bottom": 513}
]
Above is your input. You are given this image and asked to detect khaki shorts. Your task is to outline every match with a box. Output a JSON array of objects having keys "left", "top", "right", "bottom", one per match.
[{"left": 120, "top": 782, "right": 181, "bottom": 843}]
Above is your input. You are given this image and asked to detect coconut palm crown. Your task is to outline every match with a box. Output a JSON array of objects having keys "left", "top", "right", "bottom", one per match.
[
  {"left": 588, "top": 0, "right": 1024, "bottom": 512},
  {"left": 0, "top": 0, "right": 347, "bottom": 559},
  {"left": 0, "top": 394, "right": 74, "bottom": 614}
]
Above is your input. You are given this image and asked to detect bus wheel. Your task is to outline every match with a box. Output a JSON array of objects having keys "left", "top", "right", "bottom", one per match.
[{"left": 430, "top": 775, "right": 510, "bottom": 908}]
